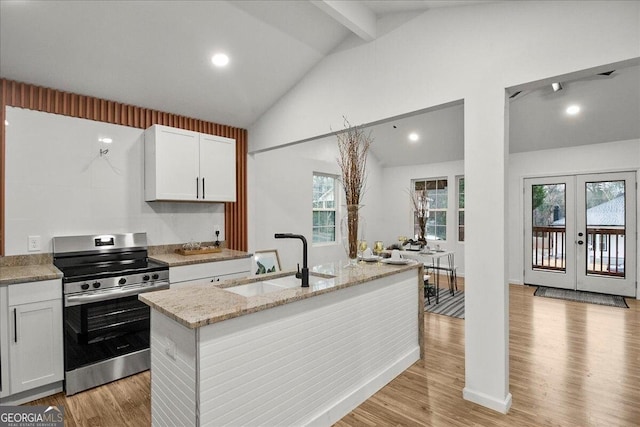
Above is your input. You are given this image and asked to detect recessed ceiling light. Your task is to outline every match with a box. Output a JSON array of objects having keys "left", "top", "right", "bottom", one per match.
[
  {"left": 408, "top": 132, "right": 419, "bottom": 142},
  {"left": 99, "top": 137, "right": 113, "bottom": 144},
  {"left": 211, "top": 53, "right": 230, "bottom": 67},
  {"left": 566, "top": 105, "right": 580, "bottom": 115}
]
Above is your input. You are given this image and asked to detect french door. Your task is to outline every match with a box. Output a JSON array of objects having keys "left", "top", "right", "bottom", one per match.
[{"left": 524, "top": 172, "right": 636, "bottom": 297}]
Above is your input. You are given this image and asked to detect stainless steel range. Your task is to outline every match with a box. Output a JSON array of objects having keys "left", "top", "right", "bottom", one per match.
[{"left": 52, "top": 232, "right": 169, "bottom": 395}]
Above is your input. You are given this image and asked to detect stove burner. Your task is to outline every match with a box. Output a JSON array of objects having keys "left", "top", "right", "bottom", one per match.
[{"left": 53, "top": 232, "right": 169, "bottom": 295}]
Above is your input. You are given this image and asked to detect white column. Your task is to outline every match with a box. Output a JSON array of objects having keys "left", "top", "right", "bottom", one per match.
[{"left": 462, "top": 86, "right": 512, "bottom": 413}]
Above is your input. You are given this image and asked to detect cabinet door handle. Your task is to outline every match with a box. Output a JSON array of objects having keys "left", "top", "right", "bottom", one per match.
[
  {"left": 196, "top": 177, "right": 199, "bottom": 199},
  {"left": 13, "top": 308, "right": 17, "bottom": 343},
  {"left": 202, "top": 177, "right": 205, "bottom": 199}
]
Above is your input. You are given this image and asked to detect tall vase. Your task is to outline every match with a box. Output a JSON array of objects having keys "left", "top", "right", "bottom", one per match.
[
  {"left": 418, "top": 216, "right": 427, "bottom": 245},
  {"left": 341, "top": 204, "right": 364, "bottom": 268}
]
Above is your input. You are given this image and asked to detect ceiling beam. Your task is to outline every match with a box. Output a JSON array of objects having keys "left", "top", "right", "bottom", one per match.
[{"left": 311, "top": 0, "right": 377, "bottom": 41}]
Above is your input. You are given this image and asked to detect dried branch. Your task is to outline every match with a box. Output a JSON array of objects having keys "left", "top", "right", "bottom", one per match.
[
  {"left": 335, "top": 117, "right": 373, "bottom": 206},
  {"left": 409, "top": 188, "right": 430, "bottom": 220},
  {"left": 409, "top": 188, "right": 430, "bottom": 240}
]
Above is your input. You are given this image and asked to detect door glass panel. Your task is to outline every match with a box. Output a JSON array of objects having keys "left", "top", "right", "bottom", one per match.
[
  {"left": 531, "top": 184, "right": 566, "bottom": 272},
  {"left": 584, "top": 180, "right": 625, "bottom": 278}
]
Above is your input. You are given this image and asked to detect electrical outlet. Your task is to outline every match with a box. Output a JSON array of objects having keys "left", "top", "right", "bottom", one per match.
[
  {"left": 165, "top": 338, "right": 177, "bottom": 360},
  {"left": 28, "top": 235, "right": 41, "bottom": 252}
]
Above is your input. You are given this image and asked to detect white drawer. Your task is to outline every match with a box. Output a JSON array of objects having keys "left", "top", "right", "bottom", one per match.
[
  {"left": 170, "top": 258, "right": 251, "bottom": 284},
  {"left": 7, "top": 279, "right": 61, "bottom": 305},
  {"left": 170, "top": 271, "right": 250, "bottom": 290}
]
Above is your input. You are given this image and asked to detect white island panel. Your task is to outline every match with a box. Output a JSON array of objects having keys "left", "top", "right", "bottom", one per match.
[
  {"left": 150, "top": 310, "right": 197, "bottom": 427},
  {"left": 197, "top": 269, "right": 419, "bottom": 426}
]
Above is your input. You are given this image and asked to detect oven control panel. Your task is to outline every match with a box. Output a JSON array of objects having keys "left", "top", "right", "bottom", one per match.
[{"left": 64, "top": 269, "right": 169, "bottom": 295}]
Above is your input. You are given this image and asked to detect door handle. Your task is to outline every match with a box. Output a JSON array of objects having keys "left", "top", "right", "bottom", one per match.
[
  {"left": 202, "top": 177, "right": 205, "bottom": 199},
  {"left": 577, "top": 240, "right": 584, "bottom": 245},
  {"left": 196, "top": 177, "right": 199, "bottom": 199}
]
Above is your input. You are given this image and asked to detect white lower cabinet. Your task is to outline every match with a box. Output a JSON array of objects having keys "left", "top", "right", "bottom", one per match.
[
  {"left": 9, "top": 300, "right": 63, "bottom": 394},
  {"left": 0, "top": 285, "right": 9, "bottom": 398},
  {"left": 2, "top": 279, "right": 63, "bottom": 399},
  {"left": 169, "top": 258, "right": 251, "bottom": 289}
]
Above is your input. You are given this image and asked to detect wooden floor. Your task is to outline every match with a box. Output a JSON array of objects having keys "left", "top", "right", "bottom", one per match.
[
  {"left": 28, "top": 280, "right": 640, "bottom": 427},
  {"left": 27, "top": 370, "right": 150, "bottom": 427}
]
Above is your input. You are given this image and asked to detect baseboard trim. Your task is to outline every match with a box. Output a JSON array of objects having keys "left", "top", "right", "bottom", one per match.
[
  {"left": 463, "top": 387, "right": 512, "bottom": 414},
  {"left": 0, "top": 381, "right": 63, "bottom": 406},
  {"left": 307, "top": 347, "right": 420, "bottom": 426}
]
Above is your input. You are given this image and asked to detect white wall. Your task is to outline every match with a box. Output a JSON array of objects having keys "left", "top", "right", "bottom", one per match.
[
  {"left": 247, "top": 0, "right": 639, "bottom": 414},
  {"left": 375, "top": 138, "right": 640, "bottom": 285},
  {"left": 380, "top": 160, "right": 465, "bottom": 274},
  {"left": 508, "top": 139, "right": 640, "bottom": 285},
  {"left": 5, "top": 107, "right": 225, "bottom": 255},
  {"left": 248, "top": 135, "right": 383, "bottom": 270},
  {"left": 249, "top": 1, "right": 639, "bottom": 151}
]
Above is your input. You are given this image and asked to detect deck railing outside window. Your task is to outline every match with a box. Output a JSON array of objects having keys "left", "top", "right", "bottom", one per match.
[
  {"left": 532, "top": 226, "right": 625, "bottom": 277},
  {"left": 586, "top": 227, "right": 625, "bottom": 276},
  {"left": 532, "top": 226, "right": 566, "bottom": 271}
]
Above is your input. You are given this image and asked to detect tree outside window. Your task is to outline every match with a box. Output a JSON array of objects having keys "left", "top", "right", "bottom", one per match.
[{"left": 312, "top": 173, "right": 337, "bottom": 243}]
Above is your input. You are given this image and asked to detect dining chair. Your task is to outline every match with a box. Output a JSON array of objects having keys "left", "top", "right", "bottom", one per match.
[
  {"left": 424, "top": 274, "right": 436, "bottom": 305},
  {"left": 444, "top": 252, "right": 458, "bottom": 292},
  {"left": 399, "top": 251, "right": 437, "bottom": 304}
]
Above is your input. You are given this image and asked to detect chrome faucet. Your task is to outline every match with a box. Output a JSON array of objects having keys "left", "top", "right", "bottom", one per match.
[{"left": 274, "top": 233, "right": 309, "bottom": 287}]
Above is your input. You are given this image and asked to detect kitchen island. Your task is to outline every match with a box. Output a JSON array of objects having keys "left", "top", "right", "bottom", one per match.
[{"left": 139, "top": 261, "right": 423, "bottom": 427}]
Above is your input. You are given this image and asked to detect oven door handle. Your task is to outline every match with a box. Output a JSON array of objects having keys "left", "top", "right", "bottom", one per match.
[{"left": 65, "top": 282, "right": 169, "bottom": 307}]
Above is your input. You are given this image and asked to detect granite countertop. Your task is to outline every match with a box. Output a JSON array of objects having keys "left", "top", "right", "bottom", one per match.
[
  {"left": 139, "top": 260, "right": 422, "bottom": 329},
  {"left": 0, "top": 247, "right": 251, "bottom": 285},
  {"left": 0, "top": 264, "right": 63, "bottom": 285},
  {"left": 149, "top": 248, "right": 252, "bottom": 267}
]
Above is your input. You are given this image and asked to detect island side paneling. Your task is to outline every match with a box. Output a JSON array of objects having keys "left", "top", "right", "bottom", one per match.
[
  {"left": 150, "top": 310, "right": 197, "bottom": 427},
  {"left": 196, "top": 270, "right": 419, "bottom": 426}
]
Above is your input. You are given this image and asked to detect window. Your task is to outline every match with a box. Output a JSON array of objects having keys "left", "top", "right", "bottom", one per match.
[
  {"left": 413, "top": 178, "right": 448, "bottom": 240},
  {"left": 458, "top": 177, "right": 465, "bottom": 242},
  {"left": 312, "top": 173, "right": 337, "bottom": 243}
]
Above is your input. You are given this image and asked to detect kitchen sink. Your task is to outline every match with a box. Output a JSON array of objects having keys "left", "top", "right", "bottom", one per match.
[
  {"left": 225, "top": 282, "right": 288, "bottom": 297},
  {"left": 262, "top": 274, "right": 333, "bottom": 288},
  {"left": 225, "top": 274, "right": 335, "bottom": 297}
]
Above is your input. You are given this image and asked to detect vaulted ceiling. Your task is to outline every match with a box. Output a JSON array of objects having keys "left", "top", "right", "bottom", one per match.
[
  {"left": 1, "top": 0, "right": 484, "bottom": 128},
  {"left": 1, "top": 1, "right": 637, "bottom": 168},
  {"left": 363, "top": 63, "right": 639, "bottom": 167}
]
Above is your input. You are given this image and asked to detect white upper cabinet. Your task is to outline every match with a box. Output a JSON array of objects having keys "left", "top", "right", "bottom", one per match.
[
  {"left": 199, "top": 133, "right": 236, "bottom": 202},
  {"left": 145, "top": 126, "right": 200, "bottom": 201},
  {"left": 145, "top": 125, "right": 236, "bottom": 202}
]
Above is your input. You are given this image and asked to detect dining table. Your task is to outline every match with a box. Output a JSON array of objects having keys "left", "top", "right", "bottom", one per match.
[{"left": 399, "top": 249, "right": 454, "bottom": 304}]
